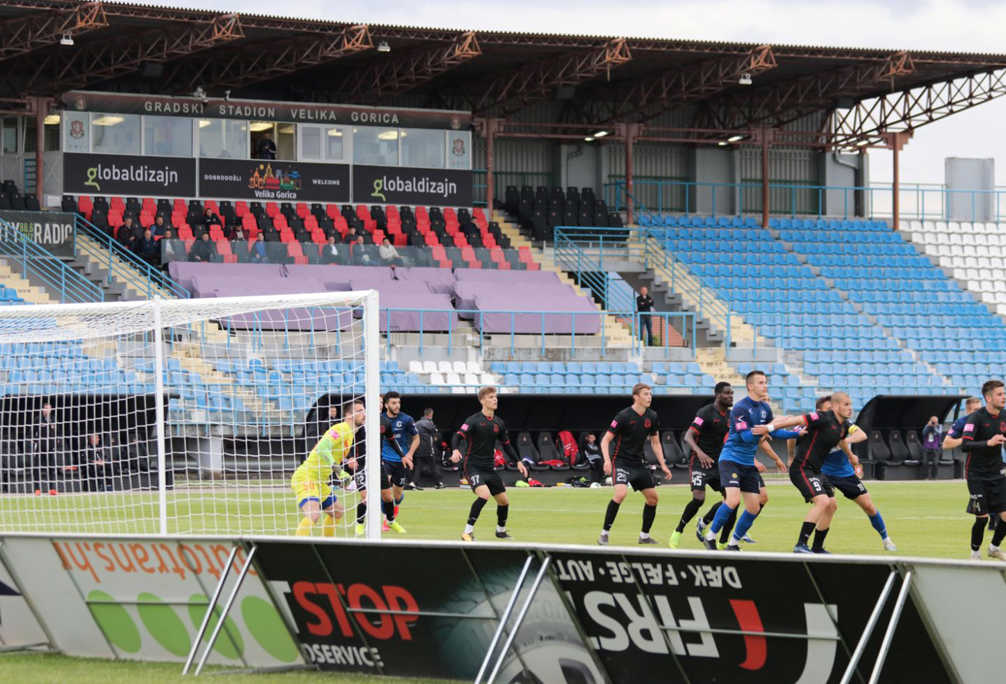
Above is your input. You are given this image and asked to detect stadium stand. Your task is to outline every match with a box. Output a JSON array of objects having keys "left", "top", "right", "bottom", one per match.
[
  {"left": 485, "top": 360, "right": 714, "bottom": 395},
  {"left": 503, "top": 185, "right": 624, "bottom": 243}
]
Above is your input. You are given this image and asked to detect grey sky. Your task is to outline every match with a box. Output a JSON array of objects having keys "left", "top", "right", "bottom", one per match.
[{"left": 133, "top": 0, "right": 1006, "bottom": 186}]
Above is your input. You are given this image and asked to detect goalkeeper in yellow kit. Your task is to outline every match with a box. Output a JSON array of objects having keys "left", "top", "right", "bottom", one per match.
[{"left": 292, "top": 400, "right": 366, "bottom": 536}]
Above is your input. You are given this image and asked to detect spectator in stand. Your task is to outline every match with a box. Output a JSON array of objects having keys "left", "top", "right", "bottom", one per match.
[
  {"left": 135, "top": 228, "right": 159, "bottom": 267},
  {"left": 350, "top": 235, "right": 372, "bottom": 265},
  {"left": 82, "top": 432, "right": 115, "bottom": 492},
  {"left": 636, "top": 286, "right": 655, "bottom": 346},
  {"left": 116, "top": 216, "right": 140, "bottom": 251},
  {"left": 580, "top": 432, "right": 604, "bottom": 485},
  {"left": 189, "top": 232, "right": 216, "bottom": 262},
  {"left": 922, "top": 416, "right": 943, "bottom": 480},
  {"left": 160, "top": 228, "right": 182, "bottom": 266},
  {"left": 202, "top": 207, "right": 222, "bottom": 232},
  {"left": 256, "top": 133, "right": 277, "bottom": 160},
  {"left": 151, "top": 214, "right": 170, "bottom": 237},
  {"left": 378, "top": 237, "right": 403, "bottom": 266},
  {"left": 411, "top": 408, "right": 445, "bottom": 490},
  {"left": 230, "top": 224, "right": 247, "bottom": 241},
  {"left": 320, "top": 236, "right": 340, "bottom": 264},
  {"left": 31, "top": 401, "right": 63, "bottom": 494},
  {"left": 250, "top": 239, "right": 267, "bottom": 263}
]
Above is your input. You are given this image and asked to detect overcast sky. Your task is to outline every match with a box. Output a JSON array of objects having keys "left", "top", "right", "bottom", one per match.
[{"left": 133, "top": 0, "right": 1006, "bottom": 186}]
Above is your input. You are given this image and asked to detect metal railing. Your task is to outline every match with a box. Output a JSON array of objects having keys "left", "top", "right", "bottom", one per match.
[
  {"left": 0, "top": 217, "right": 103, "bottom": 303},
  {"left": 74, "top": 215, "right": 190, "bottom": 299},
  {"left": 604, "top": 178, "right": 1006, "bottom": 223}
]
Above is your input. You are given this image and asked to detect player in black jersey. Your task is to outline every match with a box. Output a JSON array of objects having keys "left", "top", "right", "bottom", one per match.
[
  {"left": 347, "top": 394, "right": 404, "bottom": 536},
  {"left": 450, "top": 386, "right": 528, "bottom": 541},
  {"left": 790, "top": 391, "right": 852, "bottom": 554},
  {"left": 960, "top": 379, "right": 1006, "bottom": 560},
  {"left": 669, "top": 382, "right": 733, "bottom": 549},
  {"left": 598, "top": 383, "right": 672, "bottom": 545}
]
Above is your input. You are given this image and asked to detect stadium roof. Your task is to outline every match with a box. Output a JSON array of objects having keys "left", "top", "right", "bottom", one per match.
[{"left": 3, "top": 1, "right": 1006, "bottom": 144}]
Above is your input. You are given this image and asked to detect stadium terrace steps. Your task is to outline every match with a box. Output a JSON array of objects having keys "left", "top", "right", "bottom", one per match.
[
  {"left": 0, "top": 260, "right": 53, "bottom": 304},
  {"left": 493, "top": 211, "right": 634, "bottom": 348},
  {"left": 74, "top": 233, "right": 175, "bottom": 301}
]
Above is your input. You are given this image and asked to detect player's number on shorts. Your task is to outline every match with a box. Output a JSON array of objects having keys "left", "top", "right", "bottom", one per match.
[
  {"left": 691, "top": 472, "right": 703, "bottom": 488},
  {"left": 471, "top": 473, "right": 481, "bottom": 486}
]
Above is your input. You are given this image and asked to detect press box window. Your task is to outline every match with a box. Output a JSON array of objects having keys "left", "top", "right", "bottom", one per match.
[
  {"left": 400, "top": 128, "right": 445, "bottom": 169},
  {"left": 353, "top": 127, "right": 399, "bottom": 166},
  {"left": 23, "top": 115, "right": 61, "bottom": 153},
  {"left": 198, "top": 119, "right": 248, "bottom": 159},
  {"left": 250, "top": 122, "right": 295, "bottom": 161},
  {"left": 91, "top": 113, "right": 140, "bottom": 155},
  {"left": 299, "top": 124, "right": 346, "bottom": 162},
  {"left": 2, "top": 118, "right": 17, "bottom": 154},
  {"left": 143, "top": 115, "right": 193, "bottom": 157}
]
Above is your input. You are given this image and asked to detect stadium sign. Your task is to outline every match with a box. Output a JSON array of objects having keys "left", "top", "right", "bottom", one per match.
[
  {"left": 64, "top": 153, "right": 196, "bottom": 197},
  {"left": 352, "top": 165, "right": 473, "bottom": 207},
  {"left": 198, "top": 159, "right": 350, "bottom": 202},
  {"left": 0, "top": 210, "right": 76, "bottom": 257},
  {"left": 61, "top": 91, "right": 472, "bottom": 130}
]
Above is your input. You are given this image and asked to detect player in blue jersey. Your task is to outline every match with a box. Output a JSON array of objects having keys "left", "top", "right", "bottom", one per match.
[
  {"left": 814, "top": 395, "right": 896, "bottom": 552},
  {"left": 381, "top": 391, "right": 418, "bottom": 533},
  {"left": 702, "top": 370, "right": 804, "bottom": 551}
]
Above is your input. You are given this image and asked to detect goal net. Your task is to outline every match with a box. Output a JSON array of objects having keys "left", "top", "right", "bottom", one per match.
[{"left": 0, "top": 291, "right": 382, "bottom": 538}]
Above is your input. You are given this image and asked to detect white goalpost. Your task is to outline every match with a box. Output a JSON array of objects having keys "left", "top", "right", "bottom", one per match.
[{"left": 0, "top": 290, "right": 382, "bottom": 539}]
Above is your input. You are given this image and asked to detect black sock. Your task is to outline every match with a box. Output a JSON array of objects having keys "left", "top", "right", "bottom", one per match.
[
  {"left": 603, "top": 500, "right": 620, "bottom": 532},
  {"left": 991, "top": 516, "right": 998, "bottom": 531},
  {"left": 395, "top": 495, "right": 403, "bottom": 506},
  {"left": 798, "top": 521, "right": 815, "bottom": 546},
  {"left": 812, "top": 527, "right": 829, "bottom": 551},
  {"left": 468, "top": 498, "right": 488, "bottom": 525},
  {"left": 702, "top": 501, "right": 722, "bottom": 524},
  {"left": 993, "top": 518, "right": 1006, "bottom": 547},
  {"left": 381, "top": 500, "right": 395, "bottom": 521},
  {"left": 720, "top": 508, "right": 738, "bottom": 544},
  {"left": 497, "top": 504, "right": 509, "bottom": 528},
  {"left": 676, "top": 499, "right": 703, "bottom": 532},
  {"left": 972, "top": 518, "right": 987, "bottom": 551},
  {"left": 356, "top": 502, "right": 367, "bottom": 524},
  {"left": 642, "top": 503, "right": 657, "bottom": 534}
]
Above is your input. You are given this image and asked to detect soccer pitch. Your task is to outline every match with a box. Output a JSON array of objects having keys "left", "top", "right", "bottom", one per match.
[{"left": 0, "top": 478, "right": 982, "bottom": 560}]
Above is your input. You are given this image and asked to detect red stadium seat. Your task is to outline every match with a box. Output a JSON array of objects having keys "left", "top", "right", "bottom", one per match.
[
  {"left": 178, "top": 226, "right": 194, "bottom": 240},
  {"left": 77, "top": 195, "right": 93, "bottom": 218},
  {"left": 372, "top": 229, "right": 386, "bottom": 245},
  {"left": 473, "top": 208, "right": 486, "bottom": 223},
  {"left": 235, "top": 201, "right": 249, "bottom": 216},
  {"left": 386, "top": 205, "right": 400, "bottom": 220},
  {"left": 393, "top": 234, "right": 407, "bottom": 247},
  {"left": 355, "top": 204, "right": 371, "bottom": 221},
  {"left": 265, "top": 202, "right": 280, "bottom": 217},
  {"left": 416, "top": 206, "right": 429, "bottom": 221},
  {"left": 204, "top": 199, "right": 220, "bottom": 213},
  {"left": 110, "top": 196, "right": 125, "bottom": 213},
  {"left": 304, "top": 215, "right": 319, "bottom": 230},
  {"left": 273, "top": 214, "right": 289, "bottom": 230},
  {"left": 173, "top": 198, "right": 187, "bottom": 212},
  {"left": 326, "top": 203, "right": 341, "bottom": 220},
  {"left": 215, "top": 239, "right": 232, "bottom": 256},
  {"left": 423, "top": 233, "right": 439, "bottom": 247},
  {"left": 311, "top": 230, "right": 326, "bottom": 244},
  {"left": 209, "top": 227, "right": 224, "bottom": 241},
  {"left": 280, "top": 230, "right": 294, "bottom": 243},
  {"left": 296, "top": 202, "right": 309, "bottom": 218},
  {"left": 444, "top": 207, "right": 457, "bottom": 220}
]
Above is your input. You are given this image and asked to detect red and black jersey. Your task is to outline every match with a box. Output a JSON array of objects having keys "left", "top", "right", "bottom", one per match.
[
  {"left": 605, "top": 406, "right": 660, "bottom": 467},
  {"left": 452, "top": 411, "right": 518, "bottom": 472},
  {"left": 689, "top": 403, "right": 730, "bottom": 461},
  {"left": 961, "top": 407, "right": 1006, "bottom": 478},
  {"left": 792, "top": 410, "right": 848, "bottom": 471}
]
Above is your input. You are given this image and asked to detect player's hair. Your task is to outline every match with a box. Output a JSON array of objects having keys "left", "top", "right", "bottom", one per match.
[
  {"left": 815, "top": 395, "right": 831, "bottom": 410},
  {"left": 384, "top": 391, "right": 400, "bottom": 401},
  {"left": 632, "top": 382, "right": 651, "bottom": 397},
  {"left": 714, "top": 381, "right": 731, "bottom": 395},
  {"left": 966, "top": 396, "right": 982, "bottom": 408},
  {"left": 745, "top": 370, "right": 765, "bottom": 385},
  {"left": 477, "top": 385, "right": 497, "bottom": 401},
  {"left": 423, "top": 407, "right": 434, "bottom": 418},
  {"left": 341, "top": 399, "right": 364, "bottom": 414},
  {"left": 981, "top": 380, "right": 1004, "bottom": 399}
]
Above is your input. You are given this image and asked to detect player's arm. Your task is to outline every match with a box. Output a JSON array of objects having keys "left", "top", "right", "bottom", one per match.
[
  {"left": 450, "top": 424, "right": 468, "bottom": 463},
  {"left": 943, "top": 422, "right": 963, "bottom": 450},
  {"left": 758, "top": 437, "right": 787, "bottom": 472},
  {"left": 650, "top": 432, "right": 671, "bottom": 480},
  {"left": 499, "top": 423, "right": 528, "bottom": 478},
  {"left": 402, "top": 420, "right": 419, "bottom": 468},
  {"left": 682, "top": 421, "right": 713, "bottom": 468},
  {"left": 381, "top": 419, "right": 406, "bottom": 459},
  {"left": 961, "top": 420, "right": 1004, "bottom": 449},
  {"left": 839, "top": 439, "right": 864, "bottom": 477},
  {"left": 600, "top": 428, "right": 615, "bottom": 475},
  {"left": 732, "top": 407, "right": 761, "bottom": 443},
  {"left": 786, "top": 437, "right": 796, "bottom": 467},
  {"left": 752, "top": 411, "right": 805, "bottom": 437}
]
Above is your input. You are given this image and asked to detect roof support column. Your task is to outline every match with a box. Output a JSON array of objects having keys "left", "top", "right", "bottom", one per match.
[
  {"left": 30, "top": 96, "right": 47, "bottom": 200},
  {"left": 618, "top": 122, "right": 641, "bottom": 225},
  {"left": 885, "top": 130, "right": 911, "bottom": 231},
  {"left": 758, "top": 127, "right": 774, "bottom": 229},
  {"left": 477, "top": 117, "right": 501, "bottom": 215}
]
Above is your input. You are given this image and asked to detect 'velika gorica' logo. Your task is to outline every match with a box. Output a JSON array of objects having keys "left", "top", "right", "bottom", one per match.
[{"left": 248, "top": 163, "right": 302, "bottom": 193}]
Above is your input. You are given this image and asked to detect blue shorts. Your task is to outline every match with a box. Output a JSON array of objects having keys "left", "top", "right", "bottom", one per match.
[{"left": 719, "top": 460, "right": 762, "bottom": 494}]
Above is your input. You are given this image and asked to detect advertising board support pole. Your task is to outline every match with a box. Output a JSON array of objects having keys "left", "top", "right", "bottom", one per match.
[
  {"left": 473, "top": 555, "right": 534, "bottom": 684},
  {"left": 485, "top": 556, "right": 552, "bottom": 684},
  {"left": 867, "top": 570, "right": 913, "bottom": 684},
  {"left": 182, "top": 544, "right": 239, "bottom": 675},
  {"left": 838, "top": 570, "right": 897, "bottom": 684},
  {"left": 193, "top": 545, "right": 258, "bottom": 677},
  {"left": 0, "top": 541, "right": 56, "bottom": 653}
]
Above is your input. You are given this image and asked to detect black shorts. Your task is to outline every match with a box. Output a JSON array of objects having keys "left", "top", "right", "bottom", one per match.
[
  {"left": 827, "top": 474, "right": 868, "bottom": 500},
  {"left": 354, "top": 463, "right": 392, "bottom": 492},
  {"left": 719, "top": 460, "right": 761, "bottom": 494},
  {"left": 467, "top": 468, "right": 505, "bottom": 496},
  {"left": 790, "top": 466, "right": 833, "bottom": 502},
  {"left": 967, "top": 474, "right": 1006, "bottom": 516},
  {"left": 383, "top": 460, "right": 408, "bottom": 488},
  {"left": 689, "top": 458, "right": 723, "bottom": 493},
  {"left": 614, "top": 463, "right": 657, "bottom": 492}
]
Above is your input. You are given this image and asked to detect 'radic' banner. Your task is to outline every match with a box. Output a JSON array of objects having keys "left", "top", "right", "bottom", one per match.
[{"left": 0, "top": 210, "right": 76, "bottom": 257}]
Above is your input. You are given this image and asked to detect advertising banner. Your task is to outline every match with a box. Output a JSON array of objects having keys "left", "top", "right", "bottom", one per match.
[
  {"left": 549, "top": 550, "right": 949, "bottom": 683},
  {"left": 0, "top": 210, "right": 76, "bottom": 257},
  {"left": 0, "top": 550, "right": 48, "bottom": 648},
  {"left": 63, "top": 153, "right": 196, "bottom": 197},
  {"left": 1, "top": 537, "right": 302, "bottom": 668},
  {"left": 252, "top": 541, "right": 602, "bottom": 681},
  {"left": 199, "top": 159, "right": 349, "bottom": 203},
  {"left": 352, "top": 165, "right": 472, "bottom": 207}
]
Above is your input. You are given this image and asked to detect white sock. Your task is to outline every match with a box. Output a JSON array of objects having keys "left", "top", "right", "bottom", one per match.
[
  {"left": 600, "top": 529, "right": 609, "bottom": 537},
  {"left": 704, "top": 529, "right": 716, "bottom": 541},
  {"left": 496, "top": 525, "right": 506, "bottom": 533},
  {"left": 639, "top": 532, "right": 650, "bottom": 539},
  {"left": 464, "top": 524, "right": 475, "bottom": 535},
  {"left": 991, "top": 543, "right": 1000, "bottom": 551}
]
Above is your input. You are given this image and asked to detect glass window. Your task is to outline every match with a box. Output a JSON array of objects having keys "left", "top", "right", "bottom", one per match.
[
  {"left": 325, "top": 126, "right": 345, "bottom": 161},
  {"left": 63, "top": 111, "right": 89, "bottom": 153},
  {"left": 400, "top": 128, "right": 445, "bottom": 169},
  {"left": 249, "top": 122, "right": 294, "bottom": 161},
  {"left": 300, "top": 124, "right": 346, "bottom": 162},
  {"left": 143, "top": 115, "right": 192, "bottom": 157},
  {"left": 2, "top": 118, "right": 17, "bottom": 154},
  {"left": 447, "top": 130, "right": 472, "bottom": 170},
  {"left": 44, "top": 114, "right": 61, "bottom": 152},
  {"left": 353, "top": 127, "right": 398, "bottom": 166},
  {"left": 23, "top": 118, "right": 34, "bottom": 154},
  {"left": 276, "top": 123, "right": 296, "bottom": 161},
  {"left": 301, "top": 126, "right": 322, "bottom": 161},
  {"left": 199, "top": 119, "right": 248, "bottom": 158},
  {"left": 91, "top": 113, "right": 140, "bottom": 155}
]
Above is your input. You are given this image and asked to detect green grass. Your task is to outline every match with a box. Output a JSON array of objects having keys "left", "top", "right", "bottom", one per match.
[
  {"left": 0, "top": 653, "right": 454, "bottom": 684},
  {"left": 0, "top": 478, "right": 980, "bottom": 558}
]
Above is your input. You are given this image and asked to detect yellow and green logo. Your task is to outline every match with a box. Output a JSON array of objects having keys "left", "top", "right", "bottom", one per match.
[
  {"left": 85, "top": 166, "right": 100, "bottom": 191},
  {"left": 371, "top": 178, "right": 386, "bottom": 201}
]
